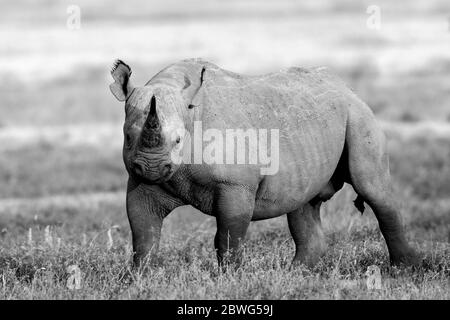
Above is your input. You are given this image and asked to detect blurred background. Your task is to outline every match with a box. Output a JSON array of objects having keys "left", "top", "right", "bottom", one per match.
[{"left": 0, "top": 0, "right": 448, "bottom": 274}]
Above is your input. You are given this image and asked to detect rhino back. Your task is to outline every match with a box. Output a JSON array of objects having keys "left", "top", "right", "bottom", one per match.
[
  {"left": 153, "top": 60, "right": 359, "bottom": 218},
  {"left": 187, "top": 64, "right": 356, "bottom": 217}
]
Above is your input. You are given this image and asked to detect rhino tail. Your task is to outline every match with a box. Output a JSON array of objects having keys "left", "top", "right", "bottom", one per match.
[{"left": 353, "top": 195, "right": 365, "bottom": 215}]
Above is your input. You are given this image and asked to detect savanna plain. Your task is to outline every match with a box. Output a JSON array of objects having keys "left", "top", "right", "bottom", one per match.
[{"left": 0, "top": 0, "right": 448, "bottom": 299}]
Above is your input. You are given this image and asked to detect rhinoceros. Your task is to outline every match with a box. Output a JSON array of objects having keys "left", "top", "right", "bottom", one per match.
[{"left": 109, "top": 58, "right": 419, "bottom": 268}]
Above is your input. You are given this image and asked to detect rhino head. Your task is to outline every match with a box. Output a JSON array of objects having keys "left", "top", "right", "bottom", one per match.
[{"left": 109, "top": 60, "right": 203, "bottom": 183}]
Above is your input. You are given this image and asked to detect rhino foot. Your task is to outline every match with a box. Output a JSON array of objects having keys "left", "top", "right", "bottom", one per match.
[
  {"left": 288, "top": 203, "right": 327, "bottom": 268},
  {"left": 390, "top": 248, "right": 422, "bottom": 268}
]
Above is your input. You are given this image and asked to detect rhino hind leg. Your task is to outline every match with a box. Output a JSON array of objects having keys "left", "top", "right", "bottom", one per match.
[
  {"left": 287, "top": 202, "right": 327, "bottom": 267},
  {"left": 345, "top": 108, "right": 420, "bottom": 266}
]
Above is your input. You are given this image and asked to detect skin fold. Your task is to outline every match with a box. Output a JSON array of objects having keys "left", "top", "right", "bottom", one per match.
[{"left": 109, "top": 58, "right": 420, "bottom": 269}]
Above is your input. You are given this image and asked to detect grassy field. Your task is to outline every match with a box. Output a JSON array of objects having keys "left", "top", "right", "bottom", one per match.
[
  {"left": 0, "top": 136, "right": 448, "bottom": 299},
  {"left": 0, "top": 194, "right": 448, "bottom": 300},
  {"left": 0, "top": 0, "right": 449, "bottom": 300}
]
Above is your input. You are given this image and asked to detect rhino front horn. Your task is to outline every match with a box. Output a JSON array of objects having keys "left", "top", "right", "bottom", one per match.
[
  {"left": 145, "top": 95, "right": 160, "bottom": 129},
  {"left": 140, "top": 96, "right": 162, "bottom": 147}
]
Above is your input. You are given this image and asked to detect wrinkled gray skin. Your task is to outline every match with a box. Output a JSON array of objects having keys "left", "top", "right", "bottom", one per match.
[{"left": 109, "top": 58, "right": 419, "bottom": 269}]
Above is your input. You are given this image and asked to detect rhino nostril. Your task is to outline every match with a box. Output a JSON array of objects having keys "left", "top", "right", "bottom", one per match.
[
  {"left": 161, "top": 164, "right": 172, "bottom": 176},
  {"left": 133, "top": 161, "right": 145, "bottom": 176}
]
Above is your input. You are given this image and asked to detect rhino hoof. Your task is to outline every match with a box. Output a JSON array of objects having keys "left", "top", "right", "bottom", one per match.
[{"left": 390, "top": 249, "right": 422, "bottom": 268}]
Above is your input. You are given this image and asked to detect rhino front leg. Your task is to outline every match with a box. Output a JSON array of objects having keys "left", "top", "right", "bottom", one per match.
[
  {"left": 126, "top": 177, "right": 183, "bottom": 268},
  {"left": 213, "top": 185, "right": 255, "bottom": 268},
  {"left": 287, "top": 202, "right": 327, "bottom": 267}
]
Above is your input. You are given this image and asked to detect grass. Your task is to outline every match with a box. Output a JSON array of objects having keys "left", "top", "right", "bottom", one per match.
[
  {"left": 0, "top": 186, "right": 448, "bottom": 299},
  {"left": 0, "top": 0, "right": 449, "bottom": 300},
  {"left": 0, "top": 143, "right": 125, "bottom": 198},
  {"left": 0, "top": 136, "right": 448, "bottom": 299}
]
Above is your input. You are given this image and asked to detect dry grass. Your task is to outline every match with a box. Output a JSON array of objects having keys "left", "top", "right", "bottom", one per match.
[
  {"left": 0, "top": 190, "right": 448, "bottom": 299},
  {"left": 0, "top": 0, "right": 449, "bottom": 300},
  {"left": 0, "top": 137, "right": 448, "bottom": 300}
]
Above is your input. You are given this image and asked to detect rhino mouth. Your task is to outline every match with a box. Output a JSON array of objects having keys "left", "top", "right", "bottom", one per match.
[
  {"left": 132, "top": 159, "right": 175, "bottom": 184},
  {"left": 132, "top": 171, "right": 174, "bottom": 184}
]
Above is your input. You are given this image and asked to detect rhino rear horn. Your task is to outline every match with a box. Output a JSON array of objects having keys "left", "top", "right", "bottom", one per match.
[{"left": 109, "top": 59, "right": 134, "bottom": 101}]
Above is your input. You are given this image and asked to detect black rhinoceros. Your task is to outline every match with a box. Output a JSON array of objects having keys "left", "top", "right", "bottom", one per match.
[{"left": 109, "top": 58, "right": 419, "bottom": 268}]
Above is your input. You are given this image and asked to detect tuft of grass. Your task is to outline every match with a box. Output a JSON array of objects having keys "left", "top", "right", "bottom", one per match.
[{"left": 0, "top": 184, "right": 448, "bottom": 300}]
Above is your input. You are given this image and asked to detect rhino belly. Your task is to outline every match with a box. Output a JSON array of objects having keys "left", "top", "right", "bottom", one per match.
[{"left": 252, "top": 114, "right": 346, "bottom": 220}]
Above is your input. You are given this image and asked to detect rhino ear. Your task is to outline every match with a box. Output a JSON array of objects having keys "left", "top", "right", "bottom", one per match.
[
  {"left": 109, "top": 59, "right": 134, "bottom": 101},
  {"left": 182, "top": 66, "right": 206, "bottom": 104}
]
